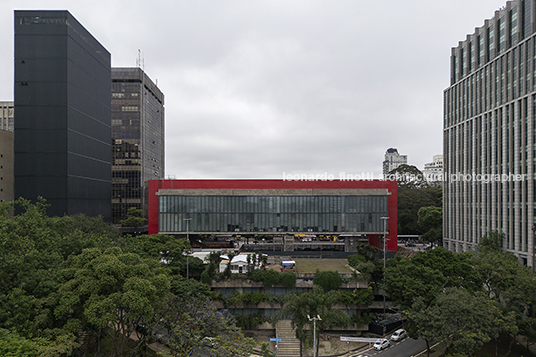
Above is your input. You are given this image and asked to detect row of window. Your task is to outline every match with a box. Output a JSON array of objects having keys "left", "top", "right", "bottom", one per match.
[
  {"left": 444, "top": 96, "right": 535, "bottom": 253},
  {"left": 159, "top": 195, "right": 388, "bottom": 214},
  {"left": 452, "top": 1, "right": 531, "bottom": 83},
  {"left": 446, "top": 35, "right": 536, "bottom": 128},
  {"left": 159, "top": 211, "right": 387, "bottom": 233}
]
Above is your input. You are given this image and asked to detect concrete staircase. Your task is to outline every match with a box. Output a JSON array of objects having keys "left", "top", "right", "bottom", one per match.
[{"left": 276, "top": 319, "right": 301, "bottom": 357}]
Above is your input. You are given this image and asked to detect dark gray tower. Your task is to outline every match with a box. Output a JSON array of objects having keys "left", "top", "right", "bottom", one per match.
[
  {"left": 14, "top": 10, "right": 111, "bottom": 220},
  {"left": 111, "top": 68, "right": 165, "bottom": 225}
]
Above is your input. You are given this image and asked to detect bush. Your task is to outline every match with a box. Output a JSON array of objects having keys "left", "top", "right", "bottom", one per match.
[
  {"left": 279, "top": 271, "right": 297, "bottom": 288},
  {"left": 348, "top": 254, "right": 366, "bottom": 268},
  {"left": 234, "top": 312, "right": 265, "bottom": 330},
  {"left": 249, "top": 269, "right": 280, "bottom": 287},
  {"left": 313, "top": 270, "right": 342, "bottom": 292}
]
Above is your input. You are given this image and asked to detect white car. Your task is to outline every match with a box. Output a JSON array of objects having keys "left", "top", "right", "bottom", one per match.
[
  {"left": 390, "top": 328, "right": 407, "bottom": 342},
  {"left": 373, "top": 338, "right": 390, "bottom": 350}
]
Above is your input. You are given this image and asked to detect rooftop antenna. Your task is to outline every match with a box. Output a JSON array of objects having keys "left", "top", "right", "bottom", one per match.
[{"left": 136, "top": 49, "right": 145, "bottom": 71}]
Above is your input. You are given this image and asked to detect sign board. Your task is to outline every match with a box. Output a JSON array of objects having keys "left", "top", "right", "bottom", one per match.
[
  {"left": 270, "top": 338, "right": 282, "bottom": 341},
  {"left": 340, "top": 336, "right": 380, "bottom": 343}
]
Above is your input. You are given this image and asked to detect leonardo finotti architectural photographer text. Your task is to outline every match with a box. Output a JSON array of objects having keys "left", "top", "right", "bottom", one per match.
[{"left": 282, "top": 172, "right": 528, "bottom": 183}]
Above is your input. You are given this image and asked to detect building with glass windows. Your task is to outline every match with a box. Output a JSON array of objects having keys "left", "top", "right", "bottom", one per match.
[
  {"left": 0, "top": 102, "right": 14, "bottom": 133},
  {"left": 148, "top": 179, "right": 398, "bottom": 251},
  {"left": 14, "top": 10, "right": 111, "bottom": 220},
  {"left": 382, "top": 148, "right": 407, "bottom": 176},
  {"left": 111, "top": 68, "right": 164, "bottom": 225},
  {"left": 444, "top": 1, "right": 536, "bottom": 265}
]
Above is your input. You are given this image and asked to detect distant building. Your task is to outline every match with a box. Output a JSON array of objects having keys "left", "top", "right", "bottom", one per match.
[
  {"left": 148, "top": 179, "right": 398, "bottom": 251},
  {"left": 444, "top": 1, "right": 536, "bottom": 265},
  {"left": 423, "top": 154, "right": 443, "bottom": 186},
  {"left": 0, "top": 102, "right": 14, "bottom": 132},
  {"left": 111, "top": 68, "right": 164, "bottom": 225},
  {"left": 14, "top": 10, "right": 111, "bottom": 220},
  {"left": 0, "top": 130, "right": 14, "bottom": 202},
  {"left": 382, "top": 148, "right": 407, "bottom": 176}
]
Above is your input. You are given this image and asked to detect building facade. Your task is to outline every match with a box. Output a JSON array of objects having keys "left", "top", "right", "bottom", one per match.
[
  {"left": 382, "top": 148, "right": 407, "bottom": 176},
  {"left": 0, "top": 102, "right": 14, "bottom": 132},
  {"left": 0, "top": 130, "right": 14, "bottom": 202},
  {"left": 444, "top": 1, "right": 536, "bottom": 265},
  {"left": 148, "top": 179, "right": 398, "bottom": 251},
  {"left": 423, "top": 154, "right": 444, "bottom": 185},
  {"left": 111, "top": 68, "right": 165, "bottom": 224},
  {"left": 14, "top": 11, "right": 111, "bottom": 220}
]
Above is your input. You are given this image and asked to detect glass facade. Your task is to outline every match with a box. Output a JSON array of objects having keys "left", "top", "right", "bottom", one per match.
[
  {"left": 158, "top": 195, "right": 388, "bottom": 233},
  {"left": 14, "top": 10, "right": 112, "bottom": 220},
  {"left": 444, "top": 1, "right": 536, "bottom": 265},
  {"left": 112, "top": 68, "right": 164, "bottom": 224}
]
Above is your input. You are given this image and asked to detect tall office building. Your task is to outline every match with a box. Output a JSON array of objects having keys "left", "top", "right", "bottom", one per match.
[
  {"left": 382, "top": 148, "right": 407, "bottom": 176},
  {"left": 423, "top": 154, "right": 444, "bottom": 186},
  {"left": 14, "top": 11, "right": 111, "bottom": 220},
  {"left": 111, "top": 68, "right": 164, "bottom": 225},
  {"left": 444, "top": 1, "right": 536, "bottom": 265}
]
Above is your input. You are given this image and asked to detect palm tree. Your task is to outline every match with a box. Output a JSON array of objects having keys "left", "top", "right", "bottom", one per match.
[{"left": 278, "top": 286, "right": 353, "bottom": 356}]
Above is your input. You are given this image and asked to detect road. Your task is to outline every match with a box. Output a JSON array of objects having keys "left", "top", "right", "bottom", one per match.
[{"left": 348, "top": 337, "right": 428, "bottom": 357}]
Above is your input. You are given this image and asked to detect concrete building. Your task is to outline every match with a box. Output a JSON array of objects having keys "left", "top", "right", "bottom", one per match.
[
  {"left": 111, "top": 68, "right": 164, "bottom": 225},
  {"left": 14, "top": 11, "right": 111, "bottom": 220},
  {"left": 148, "top": 179, "right": 398, "bottom": 251},
  {"left": 0, "top": 130, "right": 14, "bottom": 202},
  {"left": 382, "top": 148, "right": 407, "bottom": 176},
  {"left": 423, "top": 154, "right": 443, "bottom": 186},
  {"left": 444, "top": 1, "right": 536, "bottom": 265},
  {"left": 0, "top": 102, "right": 14, "bottom": 132}
]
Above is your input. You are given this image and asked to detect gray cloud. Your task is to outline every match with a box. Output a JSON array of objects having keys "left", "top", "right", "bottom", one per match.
[{"left": 0, "top": 0, "right": 509, "bottom": 179}]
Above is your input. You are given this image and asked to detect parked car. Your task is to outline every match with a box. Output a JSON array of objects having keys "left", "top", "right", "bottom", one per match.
[
  {"left": 390, "top": 328, "right": 407, "bottom": 342},
  {"left": 373, "top": 338, "right": 390, "bottom": 350}
]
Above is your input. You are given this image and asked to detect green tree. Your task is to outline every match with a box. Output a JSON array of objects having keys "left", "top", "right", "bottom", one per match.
[
  {"left": 385, "top": 247, "right": 482, "bottom": 309},
  {"left": 123, "top": 234, "right": 192, "bottom": 276},
  {"left": 347, "top": 251, "right": 383, "bottom": 281},
  {"left": 0, "top": 198, "right": 118, "bottom": 340},
  {"left": 477, "top": 230, "right": 504, "bottom": 252},
  {"left": 473, "top": 231, "right": 536, "bottom": 352},
  {"left": 0, "top": 328, "right": 78, "bottom": 357},
  {"left": 280, "top": 287, "right": 352, "bottom": 357},
  {"left": 408, "top": 288, "right": 507, "bottom": 356},
  {"left": 386, "top": 164, "right": 429, "bottom": 189},
  {"left": 313, "top": 270, "right": 342, "bottom": 292},
  {"left": 417, "top": 205, "right": 442, "bottom": 245},
  {"left": 260, "top": 341, "right": 275, "bottom": 357},
  {"left": 397, "top": 186, "right": 442, "bottom": 235},
  {"left": 157, "top": 294, "right": 255, "bottom": 357},
  {"left": 120, "top": 206, "right": 147, "bottom": 231},
  {"left": 55, "top": 247, "right": 170, "bottom": 356}
]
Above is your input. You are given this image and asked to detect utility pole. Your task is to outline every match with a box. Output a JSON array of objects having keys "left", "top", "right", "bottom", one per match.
[
  {"left": 380, "top": 216, "right": 389, "bottom": 336},
  {"left": 307, "top": 315, "right": 321, "bottom": 357},
  {"left": 184, "top": 218, "right": 192, "bottom": 279},
  {"left": 532, "top": 224, "right": 536, "bottom": 274}
]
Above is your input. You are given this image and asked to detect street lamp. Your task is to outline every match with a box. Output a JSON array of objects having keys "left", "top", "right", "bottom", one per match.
[
  {"left": 184, "top": 218, "right": 192, "bottom": 279},
  {"left": 532, "top": 224, "right": 536, "bottom": 274},
  {"left": 380, "top": 216, "right": 389, "bottom": 336},
  {"left": 307, "top": 314, "right": 321, "bottom": 357}
]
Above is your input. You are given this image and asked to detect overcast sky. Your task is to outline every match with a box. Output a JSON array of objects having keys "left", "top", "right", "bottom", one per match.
[{"left": 0, "top": 0, "right": 509, "bottom": 179}]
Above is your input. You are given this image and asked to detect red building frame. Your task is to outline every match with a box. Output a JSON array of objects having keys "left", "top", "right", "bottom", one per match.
[{"left": 148, "top": 179, "right": 398, "bottom": 251}]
